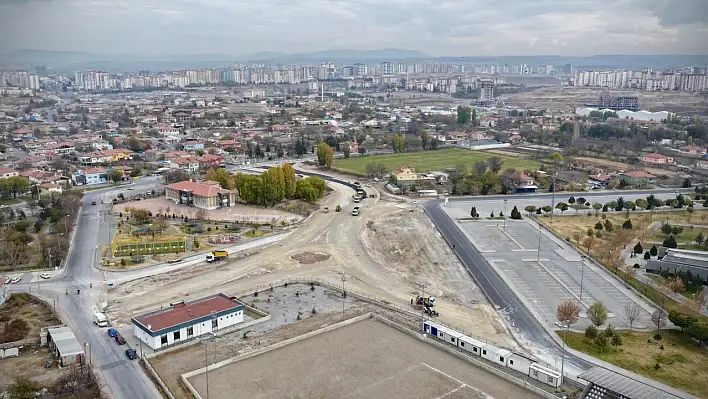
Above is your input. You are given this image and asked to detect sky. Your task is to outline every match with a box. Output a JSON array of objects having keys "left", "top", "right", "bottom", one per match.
[{"left": 0, "top": 0, "right": 706, "bottom": 56}]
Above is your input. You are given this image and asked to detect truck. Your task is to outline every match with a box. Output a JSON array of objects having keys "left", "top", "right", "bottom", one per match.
[
  {"left": 93, "top": 313, "right": 108, "bottom": 327},
  {"left": 206, "top": 250, "right": 229, "bottom": 262}
]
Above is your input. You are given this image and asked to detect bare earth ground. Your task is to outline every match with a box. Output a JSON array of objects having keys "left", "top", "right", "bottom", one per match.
[
  {"left": 573, "top": 157, "right": 679, "bottom": 177},
  {"left": 187, "top": 318, "right": 540, "bottom": 399},
  {"left": 0, "top": 348, "right": 63, "bottom": 390},
  {"left": 113, "top": 197, "right": 302, "bottom": 224},
  {"left": 507, "top": 86, "right": 708, "bottom": 115},
  {"left": 107, "top": 183, "right": 508, "bottom": 347},
  {"left": 0, "top": 294, "right": 60, "bottom": 342}
]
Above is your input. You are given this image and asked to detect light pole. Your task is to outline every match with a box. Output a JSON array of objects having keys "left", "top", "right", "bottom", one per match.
[
  {"left": 537, "top": 223, "right": 543, "bottom": 262},
  {"left": 503, "top": 199, "right": 508, "bottom": 231},
  {"left": 579, "top": 255, "right": 587, "bottom": 303},
  {"left": 84, "top": 342, "right": 91, "bottom": 365},
  {"left": 341, "top": 271, "right": 346, "bottom": 319},
  {"left": 202, "top": 332, "right": 215, "bottom": 399},
  {"left": 550, "top": 173, "right": 557, "bottom": 223}
]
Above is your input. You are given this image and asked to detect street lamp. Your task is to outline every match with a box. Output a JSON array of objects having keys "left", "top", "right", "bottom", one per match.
[
  {"left": 536, "top": 223, "right": 543, "bottom": 262},
  {"left": 202, "top": 332, "right": 215, "bottom": 399},
  {"left": 503, "top": 199, "right": 508, "bottom": 231},
  {"left": 84, "top": 342, "right": 91, "bottom": 365},
  {"left": 341, "top": 271, "right": 346, "bottom": 319},
  {"left": 579, "top": 255, "right": 587, "bottom": 303}
]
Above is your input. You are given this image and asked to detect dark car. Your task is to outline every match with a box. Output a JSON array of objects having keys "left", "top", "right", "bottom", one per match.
[
  {"left": 91, "top": 201, "right": 96, "bottom": 205},
  {"left": 107, "top": 328, "right": 118, "bottom": 337},
  {"left": 125, "top": 348, "right": 138, "bottom": 360},
  {"left": 115, "top": 334, "right": 126, "bottom": 345}
]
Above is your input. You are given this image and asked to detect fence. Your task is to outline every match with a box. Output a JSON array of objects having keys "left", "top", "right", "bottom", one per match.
[{"left": 112, "top": 240, "right": 186, "bottom": 256}]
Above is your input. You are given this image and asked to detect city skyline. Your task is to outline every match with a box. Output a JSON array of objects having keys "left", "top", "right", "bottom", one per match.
[{"left": 0, "top": 0, "right": 706, "bottom": 57}]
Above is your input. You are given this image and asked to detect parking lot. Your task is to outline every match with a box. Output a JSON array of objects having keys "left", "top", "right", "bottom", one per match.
[{"left": 456, "top": 219, "right": 654, "bottom": 330}]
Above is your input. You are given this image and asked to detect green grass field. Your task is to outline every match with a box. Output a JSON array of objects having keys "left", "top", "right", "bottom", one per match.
[{"left": 333, "top": 148, "right": 540, "bottom": 175}]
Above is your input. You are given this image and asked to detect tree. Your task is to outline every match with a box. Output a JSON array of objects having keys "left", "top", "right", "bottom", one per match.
[
  {"left": 633, "top": 242, "right": 643, "bottom": 254},
  {"left": 602, "top": 204, "right": 608, "bottom": 212},
  {"left": 604, "top": 219, "right": 614, "bottom": 232},
  {"left": 342, "top": 142, "right": 351, "bottom": 158},
  {"left": 108, "top": 169, "right": 122, "bottom": 184},
  {"left": 205, "top": 167, "right": 233, "bottom": 189},
  {"left": 524, "top": 205, "right": 537, "bottom": 215},
  {"left": 660, "top": 223, "right": 673, "bottom": 236},
  {"left": 594, "top": 332, "right": 609, "bottom": 352},
  {"left": 471, "top": 107, "right": 477, "bottom": 126},
  {"left": 588, "top": 301, "right": 609, "bottom": 327},
  {"left": 420, "top": 130, "right": 430, "bottom": 150},
  {"left": 547, "top": 152, "right": 563, "bottom": 164},
  {"left": 592, "top": 203, "right": 603, "bottom": 213},
  {"left": 595, "top": 221, "right": 604, "bottom": 230},
  {"left": 555, "top": 202, "right": 568, "bottom": 213},
  {"left": 568, "top": 196, "right": 576, "bottom": 204},
  {"left": 281, "top": 163, "right": 297, "bottom": 199},
  {"left": 623, "top": 303, "right": 641, "bottom": 331},
  {"left": 663, "top": 235, "right": 678, "bottom": 248},
  {"left": 6, "top": 376, "right": 40, "bottom": 399},
  {"left": 194, "top": 208, "right": 207, "bottom": 221},
  {"left": 644, "top": 251, "right": 651, "bottom": 260},
  {"left": 473, "top": 160, "right": 487, "bottom": 176},
  {"left": 651, "top": 309, "right": 667, "bottom": 331},
  {"left": 668, "top": 310, "right": 697, "bottom": 332},
  {"left": 687, "top": 323, "right": 708, "bottom": 345},
  {"left": 696, "top": 232, "right": 705, "bottom": 248},
  {"left": 623, "top": 219, "right": 633, "bottom": 230},
  {"left": 358, "top": 145, "right": 366, "bottom": 155},
  {"left": 510, "top": 206, "right": 522, "bottom": 220},
  {"left": 392, "top": 133, "right": 405, "bottom": 153},
  {"left": 650, "top": 245, "right": 658, "bottom": 257},
  {"left": 585, "top": 325, "right": 598, "bottom": 339},
  {"left": 541, "top": 205, "right": 552, "bottom": 215},
  {"left": 577, "top": 197, "right": 587, "bottom": 206},
  {"left": 164, "top": 169, "right": 189, "bottom": 184},
  {"left": 666, "top": 276, "right": 684, "bottom": 298},
  {"left": 470, "top": 207, "right": 479, "bottom": 218},
  {"left": 457, "top": 105, "right": 471, "bottom": 124},
  {"left": 316, "top": 143, "right": 334, "bottom": 168},
  {"left": 611, "top": 333, "right": 623, "bottom": 349},
  {"left": 130, "top": 208, "right": 151, "bottom": 224},
  {"left": 487, "top": 157, "right": 503, "bottom": 174},
  {"left": 635, "top": 198, "right": 648, "bottom": 210},
  {"left": 556, "top": 299, "right": 580, "bottom": 378}
]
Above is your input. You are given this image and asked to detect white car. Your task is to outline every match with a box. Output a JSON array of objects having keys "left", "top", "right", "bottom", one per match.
[
  {"left": 126, "top": 187, "right": 135, "bottom": 191},
  {"left": 39, "top": 273, "right": 51, "bottom": 279},
  {"left": 3, "top": 277, "right": 10, "bottom": 284},
  {"left": 366, "top": 183, "right": 372, "bottom": 187},
  {"left": 10, "top": 277, "right": 21, "bottom": 284}
]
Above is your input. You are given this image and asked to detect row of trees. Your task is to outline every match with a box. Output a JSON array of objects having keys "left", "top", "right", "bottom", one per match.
[
  {"left": 236, "top": 165, "right": 326, "bottom": 206},
  {"left": 0, "top": 176, "right": 30, "bottom": 199}
]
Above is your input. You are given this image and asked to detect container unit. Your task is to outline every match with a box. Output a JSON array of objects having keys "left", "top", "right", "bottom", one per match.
[
  {"left": 479, "top": 343, "right": 496, "bottom": 363},
  {"left": 457, "top": 333, "right": 485, "bottom": 357},
  {"left": 493, "top": 348, "right": 512, "bottom": 367},
  {"left": 529, "top": 363, "right": 562, "bottom": 388},
  {"left": 507, "top": 353, "right": 534, "bottom": 375},
  {"left": 433, "top": 323, "right": 464, "bottom": 346}
]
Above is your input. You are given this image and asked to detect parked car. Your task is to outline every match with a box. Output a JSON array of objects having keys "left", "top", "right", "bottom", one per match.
[
  {"left": 125, "top": 348, "right": 138, "bottom": 360},
  {"left": 39, "top": 273, "right": 51, "bottom": 279},
  {"left": 10, "top": 277, "right": 21, "bottom": 284},
  {"left": 114, "top": 334, "right": 126, "bottom": 345},
  {"left": 166, "top": 258, "right": 183, "bottom": 264},
  {"left": 107, "top": 328, "right": 118, "bottom": 337}
]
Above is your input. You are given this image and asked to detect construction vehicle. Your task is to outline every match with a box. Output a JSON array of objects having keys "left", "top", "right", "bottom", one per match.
[
  {"left": 411, "top": 296, "right": 439, "bottom": 317},
  {"left": 206, "top": 250, "right": 229, "bottom": 262}
]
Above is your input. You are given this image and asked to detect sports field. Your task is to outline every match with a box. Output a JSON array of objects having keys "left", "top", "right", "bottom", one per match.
[
  {"left": 186, "top": 317, "right": 542, "bottom": 399},
  {"left": 333, "top": 148, "right": 540, "bottom": 175}
]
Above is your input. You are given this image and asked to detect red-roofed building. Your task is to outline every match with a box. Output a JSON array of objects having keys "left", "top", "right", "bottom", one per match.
[
  {"left": 198, "top": 154, "right": 224, "bottom": 169},
  {"left": 0, "top": 168, "right": 19, "bottom": 179},
  {"left": 641, "top": 153, "right": 674, "bottom": 164},
  {"left": 620, "top": 171, "right": 655, "bottom": 188},
  {"left": 679, "top": 145, "right": 707, "bottom": 155},
  {"left": 131, "top": 293, "right": 245, "bottom": 350},
  {"left": 165, "top": 180, "right": 236, "bottom": 210}
]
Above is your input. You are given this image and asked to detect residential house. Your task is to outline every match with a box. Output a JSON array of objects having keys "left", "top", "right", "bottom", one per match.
[
  {"left": 39, "top": 182, "right": 62, "bottom": 194},
  {"left": 697, "top": 160, "right": 708, "bottom": 170},
  {"left": 165, "top": 180, "right": 237, "bottom": 210},
  {"left": 74, "top": 168, "right": 109, "bottom": 185},
  {"left": 19, "top": 169, "right": 50, "bottom": 184},
  {"left": 505, "top": 172, "right": 538, "bottom": 193},
  {"left": 169, "top": 156, "right": 200, "bottom": 172},
  {"left": 619, "top": 171, "right": 655, "bottom": 188},
  {"left": 588, "top": 174, "right": 611, "bottom": 188},
  {"left": 679, "top": 145, "right": 707, "bottom": 155},
  {"left": 0, "top": 168, "right": 18, "bottom": 179},
  {"left": 158, "top": 123, "right": 180, "bottom": 137},
  {"left": 79, "top": 151, "right": 113, "bottom": 166},
  {"left": 393, "top": 166, "right": 418, "bottom": 182},
  {"left": 183, "top": 141, "right": 205, "bottom": 152},
  {"left": 198, "top": 154, "right": 224, "bottom": 169},
  {"left": 91, "top": 141, "right": 113, "bottom": 150},
  {"left": 641, "top": 153, "right": 674, "bottom": 164}
]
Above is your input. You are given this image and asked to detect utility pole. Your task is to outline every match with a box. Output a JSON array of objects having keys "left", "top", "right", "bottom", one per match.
[
  {"left": 537, "top": 223, "right": 543, "bottom": 262},
  {"left": 550, "top": 174, "right": 556, "bottom": 223},
  {"left": 341, "top": 272, "right": 346, "bottom": 319},
  {"left": 579, "top": 255, "right": 587, "bottom": 303},
  {"left": 503, "top": 199, "right": 508, "bottom": 231}
]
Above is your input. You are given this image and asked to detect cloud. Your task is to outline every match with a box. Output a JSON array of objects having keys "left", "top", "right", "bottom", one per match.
[{"left": 0, "top": 0, "right": 706, "bottom": 56}]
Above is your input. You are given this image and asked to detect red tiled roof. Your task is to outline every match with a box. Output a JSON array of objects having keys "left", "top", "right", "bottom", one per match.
[
  {"left": 136, "top": 294, "right": 240, "bottom": 332},
  {"left": 508, "top": 172, "right": 533, "bottom": 182},
  {"left": 643, "top": 153, "right": 666, "bottom": 159},
  {"left": 0, "top": 168, "right": 17, "bottom": 174},
  {"left": 622, "top": 170, "right": 654, "bottom": 178},
  {"left": 166, "top": 180, "right": 225, "bottom": 197}
]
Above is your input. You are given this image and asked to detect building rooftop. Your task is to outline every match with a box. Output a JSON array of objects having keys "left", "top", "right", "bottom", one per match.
[
  {"left": 133, "top": 293, "right": 242, "bottom": 333},
  {"left": 622, "top": 170, "right": 655, "bottom": 179},
  {"left": 48, "top": 326, "right": 84, "bottom": 357},
  {"left": 167, "top": 180, "right": 227, "bottom": 198},
  {"left": 578, "top": 366, "right": 696, "bottom": 399}
]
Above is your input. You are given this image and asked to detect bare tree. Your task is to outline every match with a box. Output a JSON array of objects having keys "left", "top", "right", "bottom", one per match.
[
  {"left": 623, "top": 303, "right": 641, "bottom": 331},
  {"left": 666, "top": 277, "right": 684, "bottom": 299},
  {"left": 556, "top": 299, "right": 581, "bottom": 380},
  {"left": 651, "top": 309, "right": 667, "bottom": 331},
  {"left": 195, "top": 208, "right": 208, "bottom": 221},
  {"left": 473, "top": 160, "right": 487, "bottom": 176}
]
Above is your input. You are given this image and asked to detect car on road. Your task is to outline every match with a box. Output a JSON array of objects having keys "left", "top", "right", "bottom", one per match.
[
  {"left": 126, "top": 187, "right": 135, "bottom": 191},
  {"left": 115, "top": 334, "right": 126, "bottom": 345},
  {"left": 166, "top": 258, "right": 183, "bottom": 264},
  {"left": 10, "top": 277, "right": 21, "bottom": 284},
  {"left": 91, "top": 201, "right": 96, "bottom": 205},
  {"left": 107, "top": 328, "right": 118, "bottom": 337},
  {"left": 125, "top": 348, "right": 138, "bottom": 360},
  {"left": 366, "top": 183, "right": 372, "bottom": 187},
  {"left": 3, "top": 277, "right": 11, "bottom": 284},
  {"left": 39, "top": 273, "right": 50, "bottom": 279}
]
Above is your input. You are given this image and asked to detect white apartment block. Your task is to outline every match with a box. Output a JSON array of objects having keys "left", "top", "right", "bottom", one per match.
[{"left": 574, "top": 69, "right": 707, "bottom": 92}]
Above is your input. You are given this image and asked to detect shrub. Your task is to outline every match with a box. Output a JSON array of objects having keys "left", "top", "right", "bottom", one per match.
[
  {"left": 650, "top": 245, "right": 658, "bottom": 256},
  {"left": 644, "top": 251, "right": 651, "bottom": 260},
  {"left": 120, "top": 258, "right": 126, "bottom": 266},
  {"left": 585, "top": 325, "right": 598, "bottom": 339},
  {"left": 654, "top": 333, "right": 663, "bottom": 341}
]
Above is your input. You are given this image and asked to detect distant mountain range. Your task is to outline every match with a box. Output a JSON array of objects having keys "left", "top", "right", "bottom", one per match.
[{"left": 0, "top": 49, "right": 705, "bottom": 73}]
